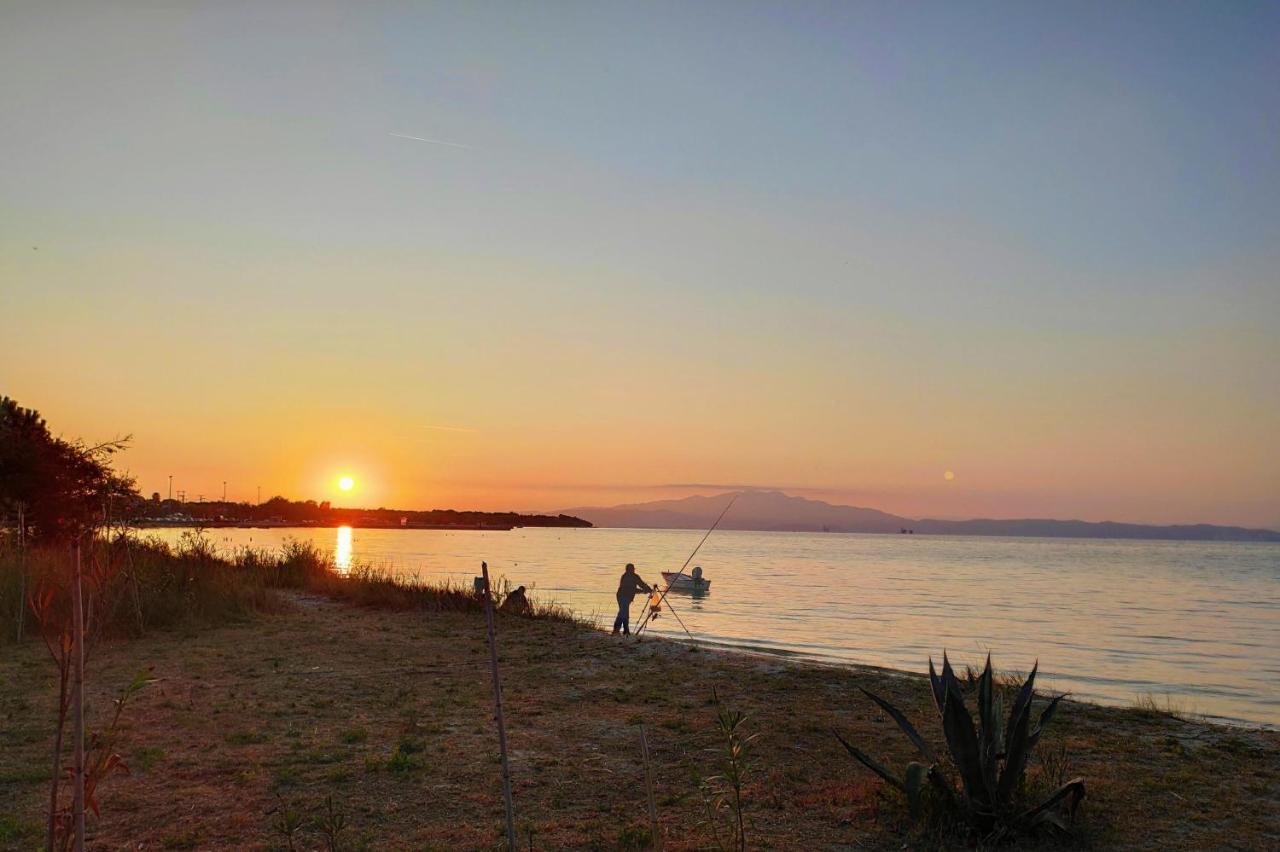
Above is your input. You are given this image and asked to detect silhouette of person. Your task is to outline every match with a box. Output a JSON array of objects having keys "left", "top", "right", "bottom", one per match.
[
  {"left": 500, "top": 585, "right": 531, "bottom": 616},
  {"left": 612, "top": 563, "right": 652, "bottom": 636}
]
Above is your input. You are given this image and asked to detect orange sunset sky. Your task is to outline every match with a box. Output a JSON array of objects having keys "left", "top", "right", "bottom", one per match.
[{"left": 2, "top": 4, "right": 1278, "bottom": 528}]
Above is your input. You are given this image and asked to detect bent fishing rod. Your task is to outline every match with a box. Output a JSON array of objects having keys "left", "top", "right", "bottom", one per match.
[{"left": 634, "top": 493, "right": 738, "bottom": 638}]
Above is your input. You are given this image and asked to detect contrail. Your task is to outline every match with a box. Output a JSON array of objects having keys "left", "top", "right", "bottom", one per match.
[{"left": 388, "top": 131, "right": 470, "bottom": 149}]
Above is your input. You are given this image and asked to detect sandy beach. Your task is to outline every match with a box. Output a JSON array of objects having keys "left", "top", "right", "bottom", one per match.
[{"left": 3, "top": 592, "right": 1277, "bottom": 850}]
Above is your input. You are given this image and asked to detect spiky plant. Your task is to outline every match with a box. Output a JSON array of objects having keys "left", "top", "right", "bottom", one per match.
[{"left": 835, "top": 653, "right": 1085, "bottom": 840}]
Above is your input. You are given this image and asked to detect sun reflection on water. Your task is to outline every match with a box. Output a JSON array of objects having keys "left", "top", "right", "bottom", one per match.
[{"left": 335, "top": 526, "right": 353, "bottom": 574}]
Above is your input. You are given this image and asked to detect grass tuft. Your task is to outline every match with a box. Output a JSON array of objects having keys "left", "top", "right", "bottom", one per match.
[{"left": 1130, "top": 692, "right": 1200, "bottom": 722}]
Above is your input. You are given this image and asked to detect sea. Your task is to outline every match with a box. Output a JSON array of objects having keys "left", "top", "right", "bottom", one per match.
[{"left": 141, "top": 526, "right": 1280, "bottom": 727}]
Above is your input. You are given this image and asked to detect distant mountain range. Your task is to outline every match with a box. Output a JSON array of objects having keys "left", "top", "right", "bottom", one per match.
[{"left": 560, "top": 490, "right": 1280, "bottom": 542}]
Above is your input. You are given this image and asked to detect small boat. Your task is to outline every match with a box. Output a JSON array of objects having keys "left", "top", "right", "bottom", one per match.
[{"left": 661, "top": 566, "right": 711, "bottom": 592}]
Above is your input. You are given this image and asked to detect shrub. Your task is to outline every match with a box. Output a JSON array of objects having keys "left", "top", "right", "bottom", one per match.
[{"left": 836, "top": 653, "right": 1085, "bottom": 842}]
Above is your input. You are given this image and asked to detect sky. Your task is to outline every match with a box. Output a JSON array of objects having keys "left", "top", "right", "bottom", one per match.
[{"left": 2, "top": 2, "right": 1278, "bottom": 527}]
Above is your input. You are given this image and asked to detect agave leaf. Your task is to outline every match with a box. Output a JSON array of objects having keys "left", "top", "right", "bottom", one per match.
[
  {"left": 1016, "top": 777, "right": 1086, "bottom": 825},
  {"left": 997, "top": 671, "right": 1040, "bottom": 803},
  {"left": 977, "top": 655, "right": 993, "bottom": 734},
  {"left": 834, "top": 729, "right": 905, "bottom": 791},
  {"left": 859, "top": 686, "right": 938, "bottom": 764},
  {"left": 992, "top": 689, "right": 1005, "bottom": 759},
  {"left": 1032, "top": 809, "right": 1071, "bottom": 835},
  {"left": 928, "top": 658, "right": 946, "bottom": 716},
  {"left": 940, "top": 651, "right": 957, "bottom": 690},
  {"left": 940, "top": 671, "right": 990, "bottom": 806},
  {"left": 904, "top": 762, "right": 928, "bottom": 820},
  {"left": 1004, "top": 661, "right": 1039, "bottom": 756},
  {"left": 977, "top": 654, "right": 998, "bottom": 793},
  {"left": 1019, "top": 693, "right": 1068, "bottom": 760},
  {"left": 1024, "top": 725, "right": 1044, "bottom": 760},
  {"left": 1035, "top": 692, "right": 1066, "bottom": 734}
]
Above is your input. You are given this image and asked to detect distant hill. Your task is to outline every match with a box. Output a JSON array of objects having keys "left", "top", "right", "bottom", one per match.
[
  {"left": 562, "top": 490, "right": 905, "bottom": 533},
  {"left": 561, "top": 490, "right": 1280, "bottom": 542}
]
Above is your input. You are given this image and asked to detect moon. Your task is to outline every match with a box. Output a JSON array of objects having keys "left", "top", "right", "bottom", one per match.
[{"left": 944, "top": 470, "right": 955, "bottom": 481}]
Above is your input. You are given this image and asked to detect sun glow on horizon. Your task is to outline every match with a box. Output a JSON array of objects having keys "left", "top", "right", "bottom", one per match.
[{"left": 5, "top": 3, "right": 1278, "bottom": 531}]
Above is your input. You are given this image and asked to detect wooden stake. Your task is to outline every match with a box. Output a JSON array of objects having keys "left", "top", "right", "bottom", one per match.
[
  {"left": 15, "top": 504, "right": 25, "bottom": 641},
  {"left": 481, "top": 562, "right": 518, "bottom": 851},
  {"left": 71, "top": 539, "right": 86, "bottom": 852},
  {"left": 640, "top": 724, "right": 662, "bottom": 851}
]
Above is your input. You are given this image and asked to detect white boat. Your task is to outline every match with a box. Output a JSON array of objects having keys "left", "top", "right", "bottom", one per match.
[{"left": 661, "top": 566, "right": 710, "bottom": 592}]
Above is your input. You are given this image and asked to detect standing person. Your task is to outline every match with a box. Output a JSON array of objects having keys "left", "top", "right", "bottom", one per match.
[{"left": 612, "top": 563, "right": 652, "bottom": 636}]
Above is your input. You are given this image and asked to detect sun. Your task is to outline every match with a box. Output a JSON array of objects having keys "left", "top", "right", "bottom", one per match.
[{"left": 338, "top": 476, "right": 354, "bottom": 492}]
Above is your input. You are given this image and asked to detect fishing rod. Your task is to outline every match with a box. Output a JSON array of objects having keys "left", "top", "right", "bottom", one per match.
[
  {"left": 645, "top": 585, "right": 695, "bottom": 641},
  {"left": 634, "top": 493, "right": 737, "bottom": 638}
]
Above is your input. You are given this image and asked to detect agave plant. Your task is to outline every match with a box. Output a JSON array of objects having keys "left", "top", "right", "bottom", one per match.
[{"left": 835, "top": 653, "right": 1085, "bottom": 838}]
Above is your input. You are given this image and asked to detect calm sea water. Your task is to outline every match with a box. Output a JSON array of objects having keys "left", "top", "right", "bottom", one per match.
[{"left": 143, "top": 526, "right": 1280, "bottom": 726}]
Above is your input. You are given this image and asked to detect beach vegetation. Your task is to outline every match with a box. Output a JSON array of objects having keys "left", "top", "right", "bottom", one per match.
[
  {"left": 0, "top": 396, "right": 137, "bottom": 543},
  {"left": 1, "top": 532, "right": 585, "bottom": 646},
  {"left": 699, "top": 687, "right": 755, "bottom": 852},
  {"left": 313, "top": 794, "right": 349, "bottom": 852},
  {"left": 267, "top": 794, "right": 306, "bottom": 851},
  {"left": 836, "top": 652, "right": 1086, "bottom": 843},
  {"left": 1129, "top": 692, "right": 1198, "bottom": 722}
]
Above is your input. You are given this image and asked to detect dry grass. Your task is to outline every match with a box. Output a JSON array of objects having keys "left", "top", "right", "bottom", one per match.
[
  {"left": 2, "top": 592, "right": 1278, "bottom": 850},
  {"left": 0, "top": 534, "right": 584, "bottom": 648},
  {"left": 1129, "top": 692, "right": 1200, "bottom": 723}
]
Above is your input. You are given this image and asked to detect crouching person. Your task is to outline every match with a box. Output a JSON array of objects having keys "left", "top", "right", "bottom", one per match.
[{"left": 499, "top": 585, "right": 531, "bottom": 616}]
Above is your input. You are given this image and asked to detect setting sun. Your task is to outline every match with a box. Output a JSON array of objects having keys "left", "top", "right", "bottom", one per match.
[{"left": 338, "top": 476, "right": 354, "bottom": 492}]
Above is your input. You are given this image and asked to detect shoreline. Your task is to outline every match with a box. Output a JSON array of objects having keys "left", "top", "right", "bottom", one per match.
[
  {"left": 669, "top": 636, "right": 1280, "bottom": 732},
  {"left": 127, "top": 527, "right": 1280, "bottom": 729},
  {"left": 133, "top": 520, "right": 521, "bottom": 531}
]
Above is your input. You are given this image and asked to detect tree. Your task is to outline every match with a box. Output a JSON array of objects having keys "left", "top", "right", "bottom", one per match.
[
  {"left": 0, "top": 397, "right": 137, "bottom": 541},
  {"left": 2, "top": 398, "right": 142, "bottom": 851}
]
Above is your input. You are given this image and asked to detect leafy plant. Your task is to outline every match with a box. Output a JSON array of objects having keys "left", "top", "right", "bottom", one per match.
[
  {"left": 29, "top": 541, "right": 143, "bottom": 851},
  {"left": 313, "top": 794, "right": 348, "bottom": 852},
  {"left": 267, "top": 794, "right": 305, "bottom": 852},
  {"left": 66, "top": 671, "right": 152, "bottom": 832},
  {"left": 386, "top": 742, "right": 423, "bottom": 773},
  {"left": 835, "top": 653, "right": 1085, "bottom": 841},
  {"left": 700, "top": 687, "right": 755, "bottom": 852}
]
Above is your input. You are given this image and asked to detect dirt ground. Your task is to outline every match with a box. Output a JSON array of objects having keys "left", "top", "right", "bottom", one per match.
[{"left": 2, "top": 595, "right": 1278, "bottom": 850}]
